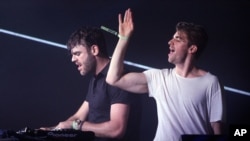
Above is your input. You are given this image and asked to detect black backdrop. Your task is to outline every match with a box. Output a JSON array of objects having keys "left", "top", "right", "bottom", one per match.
[{"left": 1, "top": 0, "right": 250, "bottom": 140}]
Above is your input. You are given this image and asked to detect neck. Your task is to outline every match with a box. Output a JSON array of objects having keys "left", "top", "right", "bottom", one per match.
[
  {"left": 174, "top": 64, "right": 207, "bottom": 78},
  {"left": 174, "top": 56, "right": 206, "bottom": 78},
  {"left": 174, "top": 64, "right": 196, "bottom": 77},
  {"left": 95, "top": 57, "right": 110, "bottom": 75}
]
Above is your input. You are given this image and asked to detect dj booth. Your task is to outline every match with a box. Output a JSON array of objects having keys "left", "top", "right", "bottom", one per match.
[
  {"left": 1, "top": 127, "right": 230, "bottom": 141},
  {"left": 0, "top": 127, "right": 95, "bottom": 141}
]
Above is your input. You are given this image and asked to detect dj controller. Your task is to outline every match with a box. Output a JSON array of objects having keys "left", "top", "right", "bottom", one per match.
[{"left": 0, "top": 127, "right": 95, "bottom": 141}]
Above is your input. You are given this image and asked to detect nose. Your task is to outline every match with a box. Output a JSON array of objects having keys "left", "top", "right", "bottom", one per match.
[
  {"left": 71, "top": 55, "right": 76, "bottom": 62},
  {"left": 168, "top": 38, "right": 173, "bottom": 45}
]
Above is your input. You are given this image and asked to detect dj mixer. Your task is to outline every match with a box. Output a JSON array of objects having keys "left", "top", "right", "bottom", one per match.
[{"left": 0, "top": 127, "right": 95, "bottom": 141}]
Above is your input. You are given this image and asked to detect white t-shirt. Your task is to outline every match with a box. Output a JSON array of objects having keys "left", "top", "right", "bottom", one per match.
[{"left": 143, "top": 68, "right": 224, "bottom": 141}]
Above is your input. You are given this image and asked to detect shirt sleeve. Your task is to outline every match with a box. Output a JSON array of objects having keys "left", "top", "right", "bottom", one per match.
[
  {"left": 208, "top": 76, "right": 225, "bottom": 123},
  {"left": 107, "top": 84, "right": 131, "bottom": 105},
  {"left": 143, "top": 69, "right": 162, "bottom": 97}
]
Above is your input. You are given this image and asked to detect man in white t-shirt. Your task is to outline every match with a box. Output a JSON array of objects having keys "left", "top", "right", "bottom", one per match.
[{"left": 106, "top": 8, "right": 225, "bottom": 141}]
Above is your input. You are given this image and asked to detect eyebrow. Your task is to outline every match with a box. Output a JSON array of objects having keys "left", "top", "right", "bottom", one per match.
[
  {"left": 173, "top": 33, "right": 187, "bottom": 42},
  {"left": 71, "top": 50, "right": 81, "bottom": 55},
  {"left": 174, "top": 35, "right": 183, "bottom": 40}
]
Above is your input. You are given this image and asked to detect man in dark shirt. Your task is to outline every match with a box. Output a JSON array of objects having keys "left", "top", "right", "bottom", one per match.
[
  {"left": 87, "top": 63, "right": 130, "bottom": 125},
  {"left": 41, "top": 25, "right": 134, "bottom": 141}
]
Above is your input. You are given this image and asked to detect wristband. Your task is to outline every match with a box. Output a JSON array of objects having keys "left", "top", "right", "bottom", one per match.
[
  {"left": 118, "top": 34, "right": 129, "bottom": 40},
  {"left": 72, "top": 119, "right": 83, "bottom": 130}
]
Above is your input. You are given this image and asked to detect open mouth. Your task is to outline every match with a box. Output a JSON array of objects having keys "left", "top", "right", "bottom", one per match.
[
  {"left": 169, "top": 47, "right": 175, "bottom": 54},
  {"left": 76, "top": 63, "right": 82, "bottom": 71}
]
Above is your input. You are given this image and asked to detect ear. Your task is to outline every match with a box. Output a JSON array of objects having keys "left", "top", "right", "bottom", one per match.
[
  {"left": 188, "top": 45, "right": 197, "bottom": 54},
  {"left": 90, "top": 45, "right": 99, "bottom": 56}
]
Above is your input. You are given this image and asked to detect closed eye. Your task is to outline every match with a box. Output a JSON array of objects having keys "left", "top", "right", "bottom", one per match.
[
  {"left": 72, "top": 51, "right": 81, "bottom": 56},
  {"left": 173, "top": 36, "right": 183, "bottom": 42}
]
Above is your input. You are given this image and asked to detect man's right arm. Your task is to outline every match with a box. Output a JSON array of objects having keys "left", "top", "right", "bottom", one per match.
[
  {"left": 68, "top": 101, "right": 89, "bottom": 119},
  {"left": 106, "top": 8, "right": 148, "bottom": 94},
  {"left": 57, "top": 101, "right": 89, "bottom": 129}
]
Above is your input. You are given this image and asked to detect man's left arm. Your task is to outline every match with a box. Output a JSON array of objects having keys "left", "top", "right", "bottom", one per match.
[
  {"left": 210, "top": 77, "right": 226, "bottom": 135},
  {"left": 211, "top": 121, "right": 222, "bottom": 134}
]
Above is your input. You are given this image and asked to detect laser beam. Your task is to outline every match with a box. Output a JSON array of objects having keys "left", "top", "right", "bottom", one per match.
[{"left": 1, "top": 28, "right": 249, "bottom": 96}]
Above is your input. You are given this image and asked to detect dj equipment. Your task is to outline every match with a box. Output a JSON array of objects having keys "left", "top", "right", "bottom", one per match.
[{"left": 0, "top": 127, "right": 95, "bottom": 141}]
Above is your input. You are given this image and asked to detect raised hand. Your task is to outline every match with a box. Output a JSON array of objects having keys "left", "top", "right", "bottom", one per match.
[{"left": 118, "top": 8, "right": 134, "bottom": 39}]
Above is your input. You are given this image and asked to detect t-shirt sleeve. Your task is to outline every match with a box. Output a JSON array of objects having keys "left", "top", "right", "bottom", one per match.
[
  {"left": 143, "top": 69, "right": 161, "bottom": 97},
  {"left": 208, "top": 76, "right": 225, "bottom": 123},
  {"left": 108, "top": 84, "right": 131, "bottom": 105}
]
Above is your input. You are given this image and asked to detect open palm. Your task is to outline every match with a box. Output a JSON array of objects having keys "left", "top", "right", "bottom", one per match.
[{"left": 118, "top": 8, "right": 134, "bottom": 38}]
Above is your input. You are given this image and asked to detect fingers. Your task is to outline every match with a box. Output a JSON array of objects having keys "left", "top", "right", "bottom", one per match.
[
  {"left": 119, "top": 8, "right": 132, "bottom": 24},
  {"left": 124, "top": 8, "right": 132, "bottom": 23},
  {"left": 123, "top": 9, "right": 128, "bottom": 22},
  {"left": 118, "top": 8, "right": 134, "bottom": 36},
  {"left": 40, "top": 127, "right": 50, "bottom": 131},
  {"left": 118, "top": 13, "right": 122, "bottom": 25}
]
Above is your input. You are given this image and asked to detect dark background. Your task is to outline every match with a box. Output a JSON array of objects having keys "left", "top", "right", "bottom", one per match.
[{"left": 1, "top": 0, "right": 250, "bottom": 140}]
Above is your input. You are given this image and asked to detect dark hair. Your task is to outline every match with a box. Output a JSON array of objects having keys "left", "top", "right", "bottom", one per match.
[
  {"left": 66, "top": 26, "right": 109, "bottom": 58},
  {"left": 176, "top": 22, "right": 208, "bottom": 59}
]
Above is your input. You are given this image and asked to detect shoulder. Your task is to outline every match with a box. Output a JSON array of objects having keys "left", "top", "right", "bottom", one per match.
[
  {"left": 143, "top": 68, "right": 171, "bottom": 73},
  {"left": 143, "top": 68, "right": 172, "bottom": 76},
  {"left": 204, "top": 72, "right": 220, "bottom": 82},
  {"left": 196, "top": 68, "right": 219, "bottom": 82},
  {"left": 201, "top": 72, "right": 222, "bottom": 91},
  {"left": 142, "top": 68, "right": 174, "bottom": 84}
]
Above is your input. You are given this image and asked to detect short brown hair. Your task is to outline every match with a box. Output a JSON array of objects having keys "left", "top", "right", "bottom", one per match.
[{"left": 176, "top": 22, "right": 208, "bottom": 59}]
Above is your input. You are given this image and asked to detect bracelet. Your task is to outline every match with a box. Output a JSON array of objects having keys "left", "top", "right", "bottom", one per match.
[
  {"left": 118, "top": 34, "right": 129, "bottom": 40},
  {"left": 72, "top": 119, "right": 83, "bottom": 130}
]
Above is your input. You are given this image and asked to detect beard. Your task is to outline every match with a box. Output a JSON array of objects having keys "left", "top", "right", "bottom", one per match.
[{"left": 80, "top": 55, "right": 96, "bottom": 76}]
